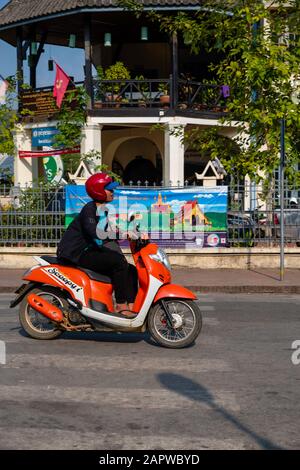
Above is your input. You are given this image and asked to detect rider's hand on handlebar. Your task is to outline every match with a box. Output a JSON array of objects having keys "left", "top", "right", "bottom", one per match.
[
  {"left": 126, "top": 230, "right": 139, "bottom": 240},
  {"left": 127, "top": 231, "right": 149, "bottom": 241}
]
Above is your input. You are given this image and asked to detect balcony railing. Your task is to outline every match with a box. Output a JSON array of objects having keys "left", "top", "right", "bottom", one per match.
[
  {"left": 93, "top": 78, "right": 170, "bottom": 109},
  {"left": 20, "top": 79, "right": 229, "bottom": 119},
  {"left": 177, "top": 80, "right": 228, "bottom": 112},
  {"left": 92, "top": 78, "right": 228, "bottom": 113}
]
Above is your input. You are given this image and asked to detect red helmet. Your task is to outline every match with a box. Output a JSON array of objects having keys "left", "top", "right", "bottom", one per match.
[{"left": 85, "top": 173, "right": 119, "bottom": 202}]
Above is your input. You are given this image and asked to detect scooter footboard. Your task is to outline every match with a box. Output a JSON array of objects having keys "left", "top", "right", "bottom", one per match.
[{"left": 153, "top": 284, "right": 197, "bottom": 303}]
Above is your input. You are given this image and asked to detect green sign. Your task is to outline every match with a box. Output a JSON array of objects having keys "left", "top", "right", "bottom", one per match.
[{"left": 43, "top": 156, "right": 64, "bottom": 184}]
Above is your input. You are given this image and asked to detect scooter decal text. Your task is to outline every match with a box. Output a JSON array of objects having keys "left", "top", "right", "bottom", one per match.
[{"left": 44, "top": 267, "right": 83, "bottom": 293}]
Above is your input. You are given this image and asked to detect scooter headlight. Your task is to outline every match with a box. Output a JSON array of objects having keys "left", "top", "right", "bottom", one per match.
[{"left": 149, "top": 248, "right": 171, "bottom": 271}]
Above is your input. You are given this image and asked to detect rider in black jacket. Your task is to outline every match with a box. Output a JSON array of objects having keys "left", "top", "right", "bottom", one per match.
[
  {"left": 57, "top": 173, "right": 138, "bottom": 318},
  {"left": 57, "top": 200, "right": 103, "bottom": 263}
]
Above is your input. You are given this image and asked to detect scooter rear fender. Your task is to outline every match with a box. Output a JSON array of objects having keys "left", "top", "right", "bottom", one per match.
[
  {"left": 22, "top": 264, "right": 114, "bottom": 311},
  {"left": 153, "top": 284, "right": 197, "bottom": 303}
]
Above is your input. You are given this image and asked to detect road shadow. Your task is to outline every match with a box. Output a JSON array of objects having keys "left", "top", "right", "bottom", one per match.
[
  {"left": 144, "top": 335, "right": 196, "bottom": 349},
  {"left": 157, "top": 372, "right": 283, "bottom": 450},
  {"left": 17, "top": 327, "right": 198, "bottom": 348},
  {"left": 17, "top": 327, "right": 148, "bottom": 344}
]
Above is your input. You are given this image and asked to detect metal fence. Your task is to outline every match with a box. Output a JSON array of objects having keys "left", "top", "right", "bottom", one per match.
[
  {"left": 0, "top": 185, "right": 65, "bottom": 247},
  {"left": 0, "top": 181, "right": 300, "bottom": 247},
  {"left": 228, "top": 180, "right": 300, "bottom": 247}
]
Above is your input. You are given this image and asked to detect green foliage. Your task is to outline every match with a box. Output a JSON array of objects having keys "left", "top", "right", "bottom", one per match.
[
  {"left": 0, "top": 76, "right": 18, "bottom": 155},
  {"left": 78, "top": 150, "right": 122, "bottom": 181},
  {"left": 51, "top": 86, "right": 87, "bottom": 176},
  {"left": 0, "top": 182, "right": 65, "bottom": 246},
  {"left": 80, "top": 149, "right": 102, "bottom": 166},
  {"left": 95, "top": 66, "right": 105, "bottom": 101},
  {"left": 62, "top": 153, "right": 81, "bottom": 175},
  {"left": 94, "top": 161, "right": 122, "bottom": 183},
  {"left": 96, "top": 65, "right": 105, "bottom": 81},
  {"left": 135, "top": 75, "right": 150, "bottom": 100},
  {"left": 102, "top": 62, "right": 131, "bottom": 94},
  {"left": 119, "top": 0, "right": 300, "bottom": 182},
  {"left": 158, "top": 81, "right": 170, "bottom": 96},
  {"left": 18, "top": 181, "right": 60, "bottom": 211},
  {"left": 53, "top": 86, "right": 87, "bottom": 150}
]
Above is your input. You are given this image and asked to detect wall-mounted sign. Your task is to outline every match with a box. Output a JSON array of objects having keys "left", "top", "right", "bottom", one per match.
[
  {"left": 21, "top": 88, "right": 77, "bottom": 118},
  {"left": 32, "top": 127, "right": 59, "bottom": 147},
  {"left": 21, "top": 90, "right": 57, "bottom": 117},
  {"left": 43, "top": 156, "right": 64, "bottom": 184},
  {"left": 19, "top": 147, "right": 80, "bottom": 158},
  {"left": 42, "top": 146, "right": 64, "bottom": 185}
]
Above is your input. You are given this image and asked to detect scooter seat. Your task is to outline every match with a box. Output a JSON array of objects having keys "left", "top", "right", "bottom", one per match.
[
  {"left": 79, "top": 269, "right": 112, "bottom": 284},
  {"left": 40, "top": 256, "right": 112, "bottom": 284}
]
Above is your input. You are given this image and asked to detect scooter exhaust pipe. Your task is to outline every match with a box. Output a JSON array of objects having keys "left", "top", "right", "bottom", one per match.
[{"left": 27, "top": 293, "right": 63, "bottom": 323}]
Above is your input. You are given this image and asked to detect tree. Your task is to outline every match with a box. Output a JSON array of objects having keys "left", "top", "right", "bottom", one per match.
[
  {"left": 53, "top": 86, "right": 87, "bottom": 150},
  {"left": 0, "top": 76, "right": 18, "bottom": 156},
  {"left": 119, "top": 0, "right": 300, "bottom": 182},
  {"left": 53, "top": 86, "right": 87, "bottom": 176}
]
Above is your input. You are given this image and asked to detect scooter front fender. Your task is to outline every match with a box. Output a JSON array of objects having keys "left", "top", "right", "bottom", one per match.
[{"left": 153, "top": 284, "right": 197, "bottom": 303}]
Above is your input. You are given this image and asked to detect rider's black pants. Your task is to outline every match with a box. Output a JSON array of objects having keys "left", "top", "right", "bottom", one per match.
[{"left": 78, "top": 247, "right": 138, "bottom": 304}]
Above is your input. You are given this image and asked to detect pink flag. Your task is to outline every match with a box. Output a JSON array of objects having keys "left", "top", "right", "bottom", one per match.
[{"left": 53, "top": 63, "right": 70, "bottom": 108}]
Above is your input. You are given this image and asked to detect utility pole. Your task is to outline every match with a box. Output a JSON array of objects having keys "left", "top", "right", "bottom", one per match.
[{"left": 280, "top": 118, "right": 285, "bottom": 281}]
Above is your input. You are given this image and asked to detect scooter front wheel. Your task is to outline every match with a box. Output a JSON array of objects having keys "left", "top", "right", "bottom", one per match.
[{"left": 148, "top": 299, "right": 202, "bottom": 349}]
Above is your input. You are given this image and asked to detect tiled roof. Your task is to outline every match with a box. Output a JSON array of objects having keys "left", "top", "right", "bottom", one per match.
[{"left": 0, "top": 0, "right": 201, "bottom": 27}]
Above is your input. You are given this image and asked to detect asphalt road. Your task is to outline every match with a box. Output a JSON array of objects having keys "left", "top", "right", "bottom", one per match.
[{"left": 0, "top": 292, "right": 299, "bottom": 450}]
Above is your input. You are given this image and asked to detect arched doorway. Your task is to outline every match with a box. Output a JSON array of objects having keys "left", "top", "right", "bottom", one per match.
[{"left": 113, "top": 137, "right": 162, "bottom": 185}]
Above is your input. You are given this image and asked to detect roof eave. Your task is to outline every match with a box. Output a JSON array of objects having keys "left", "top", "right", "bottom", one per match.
[{"left": 0, "top": 5, "right": 200, "bottom": 32}]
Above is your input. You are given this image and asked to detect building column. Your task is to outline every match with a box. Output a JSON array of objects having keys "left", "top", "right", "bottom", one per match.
[
  {"left": 13, "top": 126, "right": 39, "bottom": 187},
  {"left": 81, "top": 122, "right": 103, "bottom": 169},
  {"left": 171, "top": 32, "right": 178, "bottom": 109},
  {"left": 16, "top": 27, "right": 24, "bottom": 106},
  {"left": 163, "top": 124, "right": 185, "bottom": 186}
]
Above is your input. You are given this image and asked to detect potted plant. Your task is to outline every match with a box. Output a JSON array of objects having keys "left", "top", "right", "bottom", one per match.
[
  {"left": 121, "top": 98, "right": 129, "bottom": 107},
  {"left": 158, "top": 82, "right": 170, "bottom": 106},
  {"left": 135, "top": 75, "right": 150, "bottom": 107},
  {"left": 103, "top": 61, "right": 131, "bottom": 105},
  {"left": 178, "top": 72, "right": 194, "bottom": 109}
]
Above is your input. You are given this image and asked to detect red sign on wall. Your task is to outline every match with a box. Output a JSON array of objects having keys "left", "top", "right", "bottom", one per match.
[{"left": 19, "top": 147, "right": 80, "bottom": 158}]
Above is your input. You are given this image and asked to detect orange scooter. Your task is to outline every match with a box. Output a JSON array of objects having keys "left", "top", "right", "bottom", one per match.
[{"left": 10, "top": 232, "right": 202, "bottom": 349}]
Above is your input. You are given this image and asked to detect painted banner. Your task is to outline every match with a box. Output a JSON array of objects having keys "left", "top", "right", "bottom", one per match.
[{"left": 65, "top": 185, "right": 228, "bottom": 248}]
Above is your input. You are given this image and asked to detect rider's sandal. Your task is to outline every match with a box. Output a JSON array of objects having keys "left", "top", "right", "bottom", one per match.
[{"left": 116, "top": 310, "right": 137, "bottom": 319}]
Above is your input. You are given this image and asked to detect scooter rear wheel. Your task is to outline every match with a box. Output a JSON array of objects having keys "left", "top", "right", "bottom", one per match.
[
  {"left": 19, "top": 286, "right": 65, "bottom": 340},
  {"left": 148, "top": 299, "right": 202, "bottom": 349}
]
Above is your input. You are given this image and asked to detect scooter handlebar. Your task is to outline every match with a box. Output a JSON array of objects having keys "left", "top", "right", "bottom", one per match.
[{"left": 130, "top": 238, "right": 150, "bottom": 252}]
